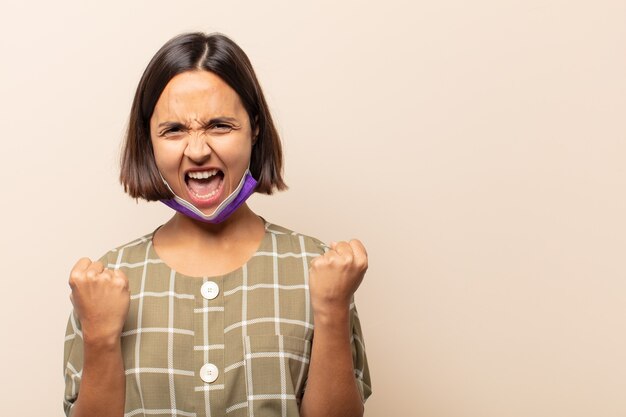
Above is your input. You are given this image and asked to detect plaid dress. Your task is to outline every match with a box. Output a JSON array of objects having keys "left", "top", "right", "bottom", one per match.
[{"left": 63, "top": 220, "right": 372, "bottom": 417}]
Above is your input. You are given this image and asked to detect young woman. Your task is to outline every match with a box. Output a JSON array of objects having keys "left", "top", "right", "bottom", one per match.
[{"left": 63, "top": 32, "right": 371, "bottom": 417}]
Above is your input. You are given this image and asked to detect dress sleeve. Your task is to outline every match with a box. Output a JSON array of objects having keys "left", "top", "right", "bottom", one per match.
[
  {"left": 350, "top": 298, "right": 373, "bottom": 403},
  {"left": 62, "top": 252, "right": 110, "bottom": 416},
  {"left": 63, "top": 308, "right": 83, "bottom": 416}
]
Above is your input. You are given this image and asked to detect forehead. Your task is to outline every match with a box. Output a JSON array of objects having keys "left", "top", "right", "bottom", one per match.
[{"left": 151, "top": 70, "right": 245, "bottom": 122}]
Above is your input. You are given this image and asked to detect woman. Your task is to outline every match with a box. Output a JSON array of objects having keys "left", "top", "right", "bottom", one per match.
[{"left": 63, "top": 32, "right": 372, "bottom": 417}]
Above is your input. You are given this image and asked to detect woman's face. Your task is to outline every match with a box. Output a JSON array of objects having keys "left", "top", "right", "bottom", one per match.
[{"left": 149, "top": 70, "right": 257, "bottom": 213}]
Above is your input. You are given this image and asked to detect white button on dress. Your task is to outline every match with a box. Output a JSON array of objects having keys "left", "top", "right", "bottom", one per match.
[
  {"left": 200, "top": 363, "right": 219, "bottom": 383},
  {"left": 201, "top": 281, "right": 219, "bottom": 300}
]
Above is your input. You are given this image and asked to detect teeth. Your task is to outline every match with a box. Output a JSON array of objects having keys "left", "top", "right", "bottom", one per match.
[
  {"left": 187, "top": 169, "right": 218, "bottom": 179},
  {"left": 190, "top": 187, "right": 220, "bottom": 199}
]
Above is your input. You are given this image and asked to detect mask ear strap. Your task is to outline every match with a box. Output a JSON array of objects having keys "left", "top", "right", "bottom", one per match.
[{"left": 158, "top": 171, "right": 176, "bottom": 195}]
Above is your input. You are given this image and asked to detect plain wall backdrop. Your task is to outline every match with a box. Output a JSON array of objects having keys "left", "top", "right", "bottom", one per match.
[{"left": 1, "top": 0, "right": 625, "bottom": 416}]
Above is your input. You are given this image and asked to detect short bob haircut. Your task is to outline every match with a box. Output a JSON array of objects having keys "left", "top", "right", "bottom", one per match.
[{"left": 120, "top": 32, "right": 287, "bottom": 200}]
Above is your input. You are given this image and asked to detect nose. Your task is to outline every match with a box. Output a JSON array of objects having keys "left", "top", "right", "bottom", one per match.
[{"left": 183, "top": 133, "right": 212, "bottom": 163}]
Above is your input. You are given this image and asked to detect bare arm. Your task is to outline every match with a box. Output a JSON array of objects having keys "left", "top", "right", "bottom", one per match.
[
  {"left": 299, "top": 307, "right": 363, "bottom": 417},
  {"left": 67, "top": 257, "right": 130, "bottom": 417},
  {"left": 300, "top": 240, "right": 368, "bottom": 417},
  {"left": 71, "top": 337, "right": 125, "bottom": 417}
]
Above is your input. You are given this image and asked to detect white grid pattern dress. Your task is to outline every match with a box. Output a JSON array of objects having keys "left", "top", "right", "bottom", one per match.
[{"left": 63, "top": 221, "right": 372, "bottom": 417}]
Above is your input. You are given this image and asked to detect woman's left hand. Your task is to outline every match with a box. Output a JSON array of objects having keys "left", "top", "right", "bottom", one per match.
[{"left": 309, "top": 239, "right": 368, "bottom": 318}]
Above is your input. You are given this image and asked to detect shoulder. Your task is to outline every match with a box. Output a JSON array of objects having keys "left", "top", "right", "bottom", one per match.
[
  {"left": 95, "top": 230, "right": 156, "bottom": 267},
  {"left": 263, "top": 221, "right": 329, "bottom": 256}
]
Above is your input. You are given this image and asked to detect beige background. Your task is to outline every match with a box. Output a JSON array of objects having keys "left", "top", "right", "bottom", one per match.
[{"left": 1, "top": 0, "right": 625, "bottom": 416}]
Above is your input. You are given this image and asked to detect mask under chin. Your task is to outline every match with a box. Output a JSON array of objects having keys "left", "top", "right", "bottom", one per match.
[{"left": 160, "top": 169, "right": 257, "bottom": 223}]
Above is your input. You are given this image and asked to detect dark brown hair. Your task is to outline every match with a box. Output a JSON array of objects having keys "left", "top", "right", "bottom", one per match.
[{"left": 120, "top": 32, "right": 287, "bottom": 200}]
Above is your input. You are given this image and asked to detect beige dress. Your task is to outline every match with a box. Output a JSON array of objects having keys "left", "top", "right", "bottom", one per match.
[{"left": 63, "top": 220, "right": 372, "bottom": 417}]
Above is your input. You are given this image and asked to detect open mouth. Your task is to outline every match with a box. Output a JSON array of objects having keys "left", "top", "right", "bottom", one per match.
[{"left": 184, "top": 168, "right": 225, "bottom": 202}]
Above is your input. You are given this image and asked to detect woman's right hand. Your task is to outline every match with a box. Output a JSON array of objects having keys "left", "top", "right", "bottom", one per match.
[{"left": 69, "top": 257, "right": 130, "bottom": 345}]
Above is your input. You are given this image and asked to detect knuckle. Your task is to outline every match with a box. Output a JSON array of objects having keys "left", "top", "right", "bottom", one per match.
[
  {"left": 113, "top": 275, "right": 127, "bottom": 287},
  {"left": 69, "top": 269, "right": 83, "bottom": 281},
  {"left": 310, "top": 260, "right": 321, "bottom": 270}
]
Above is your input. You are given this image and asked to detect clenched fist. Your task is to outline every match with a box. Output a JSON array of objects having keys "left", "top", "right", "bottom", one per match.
[
  {"left": 309, "top": 239, "right": 368, "bottom": 318},
  {"left": 69, "top": 257, "right": 130, "bottom": 345}
]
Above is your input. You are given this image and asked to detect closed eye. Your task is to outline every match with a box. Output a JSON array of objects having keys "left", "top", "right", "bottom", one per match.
[
  {"left": 158, "top": 123, "right": 187, "bottom": 137},
  {"left": 209, "top": 123, "right": 234, "bottom": 133}
]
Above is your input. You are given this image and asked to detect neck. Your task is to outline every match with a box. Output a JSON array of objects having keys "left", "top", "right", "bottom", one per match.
[{"left": 164, "top": 203, "right": 262, "bottom": 242}]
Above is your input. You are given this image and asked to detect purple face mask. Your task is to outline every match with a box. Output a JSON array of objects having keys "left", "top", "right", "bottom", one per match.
[{"left": 159, "top": 168, "right": 258, "bottom": 223}]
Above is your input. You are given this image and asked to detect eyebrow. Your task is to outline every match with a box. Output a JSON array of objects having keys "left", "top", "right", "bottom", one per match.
[{"left": 157, "top": 116, "right": 240, "bottom": 129}]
